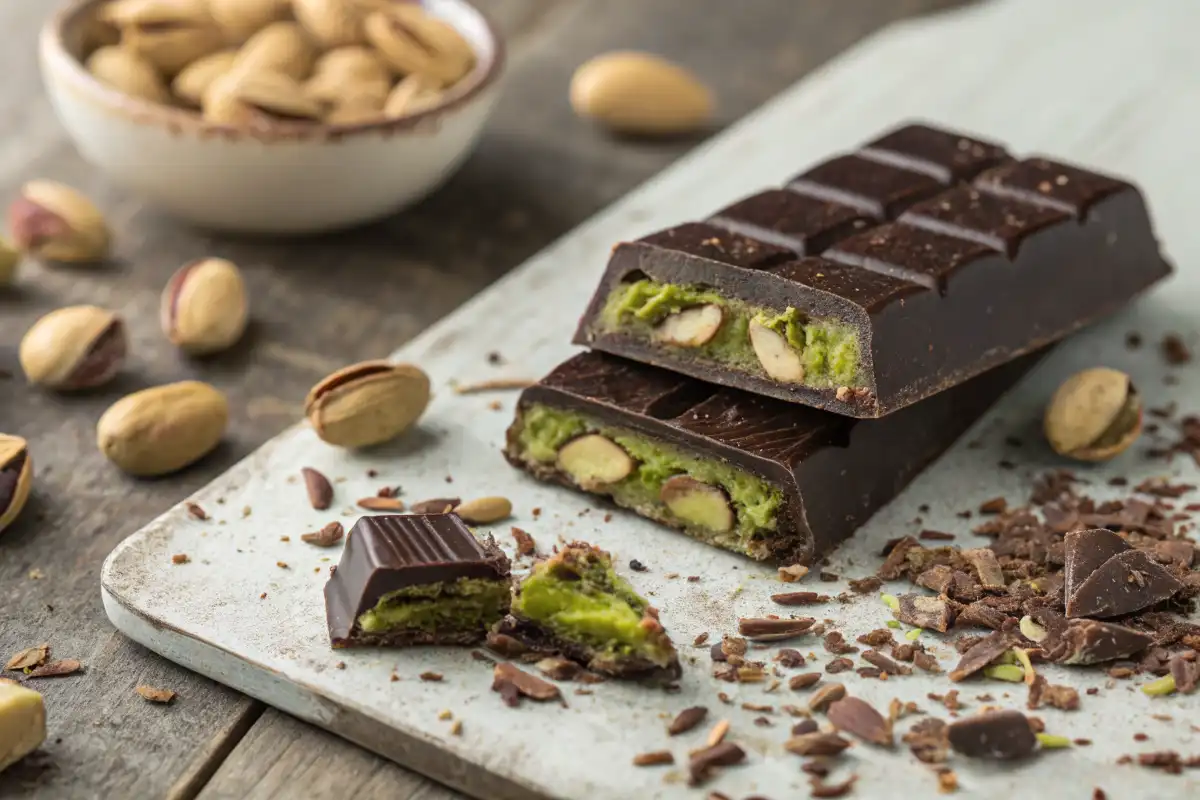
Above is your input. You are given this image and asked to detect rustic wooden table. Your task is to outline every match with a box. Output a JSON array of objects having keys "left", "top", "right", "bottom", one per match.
[{"left": 0, "top": 1, "right": 965, "bottom": 797}]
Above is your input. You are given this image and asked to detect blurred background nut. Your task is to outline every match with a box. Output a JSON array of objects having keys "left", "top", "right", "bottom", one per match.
[
  {"left": 305, "top": 361, "right": 430, "bottom": 448},
  {"left": 231, "top": 21, "right": 318, "bottom": 81},
  {"left": 383, "top": 73, "right": 442, "bottom": 119},
  {"left": 203, "top": 70, "right": 323, "bottom": 125},
  {"left": 570, "top": 51, "right": 714, "bottom": 136},
  {"left": 97, "top": 382, "right": 229, "bottom": 476},
  {"left": 85, "top": 46, "right": 170, "bottom": 104},
  {"left": 1044, "top": 367, "right": 1142, "bottom": 462},
  {"left": 172, "top": 50, "right": 238, "bottom": 107},
  {"left": 0, "top": 434, "right": 33, "bottom": 536},
  {"left": 19, "top": 305, "right": 127, "bottom": 391},
  {"left": 364, "top": 5, "right": 475, "bottom": 87},
  {"left": 7, "top": 180, "right": 110, "bottom": 263},
  {"left": 0, "top": 237, "right": 19, "bottom": 285},
  {"left": 325, "top": 93, "right": 386, "bottom": 125},
  {"left": 293, "top": 0, "right": 385, "bottom": 49},
  {"left": 208, "top": 0, "right": 290, "bottom": 43},
  {"left": 161, "top": 257, "right": 249, "bottom": 355},
  {"left": 304, "top": 46, "right": 391, "bottom": 107},
  {"left": 104, "top": 0, "right": 224, "bottom": 76}
]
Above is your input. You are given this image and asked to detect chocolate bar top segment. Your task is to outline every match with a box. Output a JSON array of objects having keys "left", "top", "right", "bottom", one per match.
[
  {"left": 709, "top": 190, "right": 872, "bottom": 257},
  {"left": 824, "top": 223, "right": 994, "bottom": 292},
  {"left": 638, "top": 222, "right": 796, "bottom": 271},
  {"left": 324, "top": 514, "right": 510, "bottom": 640},
  {"left": 974, "top": 157, "right": 1130, "bottom": 218},
  {"left": 860, "top": 123, "right": 1009, "bottom": 183},
  {"left": 788, "top": 154, "right": 945, "bottom": 219},
  {"left": 898, "top": 184, "right": 1071, "bottom": 258}
]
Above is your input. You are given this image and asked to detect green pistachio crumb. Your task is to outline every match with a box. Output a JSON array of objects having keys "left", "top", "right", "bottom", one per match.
[
  {"left": 1036, "top": 733, "right": 1072, "bottom": 749},
  {"left": 1019, "top": 615, "right": 1048, "bottom": 643},
  {"left": 880, "top": 593, "right": 899, "bottom": 611},
  {"left": 1142, "top": 675, "right": 1177, "bottom": 696},
  {"left": 1013, "top": 648, "right": 1035, "bottom": 681},
  {"left": 982, "top": 664, "right": 1026, "bottom": 683},
  {"left": 886, "top": 620, "right": 901, "bottom": 629},
  {"left": 904, "top": 628, "right": 923, "bottom": 641},
  {"left": 996, "top": 650, "right": 1019, "bottom": 666}
]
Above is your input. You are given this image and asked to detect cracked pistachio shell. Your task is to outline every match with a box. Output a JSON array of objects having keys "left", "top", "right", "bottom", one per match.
[
  {"left": 570, "top": 51, "right": 714, "bottom": 136},
  {"left": 0, "top": 435, "right": 33, "bottom": 535},
  {"left": 364, "top": 5, "right": 475, "bottom": 87},
  {"left": 172, "top": 50, "right": 238, "bottom": 106},
  {"left": 97, "top": 381, "right": 228, "bottom": 476},
  {"left": 7, "top": 180, "right": 110, "bottom": 263},
  {"left": 85, "top": 46, "right": 171, "bottom": 104},
  {"left": 305, "top": 361, "right": 430, "bottom": 448},
  {"left": 161, "top": 257, "right": 249, "bottom": 355},
  {"left": 0, "top": 236, "right": 19, "bottom": 285},
  {"left": 1044, "top": 367, "right": 1142, "bottom": 462},
  {"left": 19, "top": 305, "right": 127, "bottom": 390},
  {"left": 208, "top": 0, "right": 290, "bottom": 42},
  {"left": 232, "top": 22, "right": 318, "bottom": 81}
]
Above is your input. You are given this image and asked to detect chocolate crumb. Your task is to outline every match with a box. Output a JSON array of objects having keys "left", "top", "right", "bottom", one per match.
[
  {"left": 301, "top": 521, "right": 344, "bottom": 547},
  {"left": 185, "top": 502, "right": 209, "bottom": 521},
  {"left": 978, "top": 497, "right": 1007, "bottom": 514},
  {"left": 171, "top": 554, "right": 189, "bottom": 565},
  {"left": 629, "top": 559, "right": 647, "bottom": 572},
  {"left": 776, "top": 649, "right": 807, "bottom": 668},
  {"left": 825, "top": 657, "right": 854, "bottom": 674},
  {"left": 492, "top": 662, "right": 561, "bottom": 707},
  {"left": 847, "top": 576, "right": 883, "bottom": 594},
  {"left": 632, "top": 750, "right": 674, "bottom": 767},
  {"left": 1162, "top": 333, "right": 1192, "bottom": 365},
  {"left": 809, "top": 775, "right": 858, "bottom": 798},
  {"left": 510, "top": 527, "right": 537, "bottom": 556},
  {"left": 919, "top": 530, "right": 956, "bottom": 541},
  {"left": 668, "top": 706, "right": 708, "bottom": 736}
]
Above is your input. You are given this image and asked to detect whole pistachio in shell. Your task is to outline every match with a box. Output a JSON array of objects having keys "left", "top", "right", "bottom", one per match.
[
  {"left": 97, "top": 381, "right": 228, "bottom": 476},
  {"left": 105, "top": 0, "right": 225, "bottom": 76},
  {"left": 172, "top": 50, "right": 238, "bottom": 107},
  {"left": 8, "top": 180, "right": 110, "bottom": 263},
  {"left": 19, "top": 305, "right": 127, "bottom": 390},
  {"left": 208, "top": 0, "right": 290, "bottom": 42},
  {"left": 0, "top": 435, "right": 33, "bottom": 536},
  {"left": 1044, "top": 367, "right": 1142, "bottom": 462},
  {"left": 0, "top": 237, "right": 19, "bottom": 285},
  {"left": 364, "top": 5, "right": 475, "bottom": 87},
  {"left": 305, "top": 361, "right": 430, "bottom": 448},
  {"left": 85, "top": 46, "right": 171, "bottom": 104},
  {"left": 231, "top": 21, "right": 318, "bottom": 81},
  {"left": 161, "top": 257, "right": 248, "bottom": 354},
  {"left": 204, "top": 70, "right": 323, "bottom": 125}
]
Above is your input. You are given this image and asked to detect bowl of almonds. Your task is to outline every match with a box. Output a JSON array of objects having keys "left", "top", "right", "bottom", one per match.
[{"left": 39, "top": 0, "right": 504, "bottom": 234}]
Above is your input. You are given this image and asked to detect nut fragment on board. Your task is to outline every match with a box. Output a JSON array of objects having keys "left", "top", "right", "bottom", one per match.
[
  {"left": 85, "top": 46, "right": 171, "bottom": 104},
  {"left": 364, "top": 4, "right": 475, "bottom": 87},
  {"left": 1044, "top": 368, "right": 1142, "bottom": 461},
  {"left": 0, "top": 682, "right": 46, "bottom": 772},
  {"left": 570, "top": 51, "right": 714, "bottom": 136},
  {"left": 8, "top": 180, "right": 111, "bottom": 262},
  {"left": 305, "top": 361, "right": 430, "bottom": 448},
  {"left": 161, "top": 257, "right": 249, "bottom": 354},
  {"left": 172, "top": 50, "right": 238, "bottom": 106},
  {"left": 0, "top": 436, "right": 33, "bottom": 537},
  {"left": 301, "top": 467, "right": 334, "bottom": 510},
  {"left": 18, "top": 305, "right": 127, "bottom": 390},
  {"left": 97, "top": 381, "right": 229, "bottom": 476}
]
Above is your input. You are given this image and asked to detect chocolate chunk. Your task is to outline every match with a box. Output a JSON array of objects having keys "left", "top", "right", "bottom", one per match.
[
  {"left": 822, "top": 631, "right": 858, "bottom": 654},
  {"left": 857, "top": 628, "right": 896, "bottom": 647},
  {"left": 949, "top": 631, "right": 1011, "bottom": 681},
  {"left": 324, "top": 515, "right": 511, "bottom": 647},
  {"left": 847, "top": 576, "right": 883, "bottom": 593},
  {"left": 668, "top": 705, "right": 708, "bottom": 736},
  {"left": 947, "top": 710, "right": 1037, "bottom": 759},
  {"left": 1053, "top": 619, "right": 1153, "bottom": 665},
  {"left": 785, "top": 731, "right": 851, "bottom": 757},
  {"left": 492, "top": 662, "right": 561, "bottom": 706},
  {"left": 904, "top": 717, "right": 950, "bottom": 763},
  {"left": 862, "top": 649, "right": 911, "bottom": 675},
  {"left": 776, "top": 648, "right": 807, "bottom": 668},
  {"left": 825, "top": 657, "right": 854, "bottom": 674},
  {"left": 506, "top": 351, "right": 1039, "bottom": 565},
  {"left": 962, "top": 548, "right": 1006, "bottom": 588},
  {"left": 896, "top": 593, "right": 955, "bottom": 632},
  {"left": 687, "top": 741, "right": 745, "bottom": 786},
  {"left": 913, "top": 650, "right": 943, "bottom": 673},
  {"left": 1067, "top": 549, "right": 1184, "bottom": 618},
  {"left": 955, "top": 601, "right": 1011, "bottom": 631},
  {"left": 1027, "top": 674, "right": 1080, "bottom": 710},
  {"left": 826, "top": 696, "right": 893, "bottom": 747}
]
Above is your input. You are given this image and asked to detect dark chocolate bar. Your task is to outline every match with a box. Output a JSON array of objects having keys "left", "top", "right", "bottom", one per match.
[
  {"left": 573, "top": 122, "right": 1170, "bottom": 417},
  {"left": 504, "top": 350, "right": 1040, "bottom": 564},
  {"left": 324, "top": 514, "right": 511, "bottom": 648}
]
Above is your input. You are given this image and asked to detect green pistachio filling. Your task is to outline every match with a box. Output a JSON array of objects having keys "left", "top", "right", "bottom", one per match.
[
  {"left": 357, "top": 578, "right": 511, "bottom": 634},
  {"left": 597, "top": 279, "right": 863, "bottom": 389},
  {"left": 513, "top": 549, "right": 673, "bottom": 665},
  {"left": 511, "top": 403, "right": 782, "bottom": 559}
]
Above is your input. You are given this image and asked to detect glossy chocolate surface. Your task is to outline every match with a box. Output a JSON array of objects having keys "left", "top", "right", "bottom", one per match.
[
  {"left": 324, "top": 514, "right": 510, "bottom": 645},
  {"left": 505, "top": 350, "right": 1040, "bottom": 564},
  {"left": 574, "top": 122, "right": 1171, "bottom": 417}
]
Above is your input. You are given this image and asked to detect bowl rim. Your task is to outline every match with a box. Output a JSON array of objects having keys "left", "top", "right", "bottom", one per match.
[{"left": 41, "top": 0, "right": 506, "bottom": 143}]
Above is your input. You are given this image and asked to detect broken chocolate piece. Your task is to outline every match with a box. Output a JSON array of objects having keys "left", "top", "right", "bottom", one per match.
[
  {"left": 1027, "top": 674, "right": 1080, "bottom": 710},
  {"left": 785, "top": 731, "right": 851, "bottom": 757},
  {"left": 1054, "top": 619, "right": 1153, "bottom": 665},
  {"left": 688, "top": 741, "right": 746, "bottom": 786},
  {"left": 772, "top": 591, "right": 830, "bottom": 606},
  {"left": 739, "top": 617, "right": 815, "bottom": 642},
  {"left": 904, "top": 717, "right": 950, "bottom": 764},
  {"left": 1063, "top": 528, "right": 1131, "bottom": 595},
  {"left": 668, "top": 706, "right": 708, "bottom": 736},
  {"left": 1066, "top": 549, "right": 1184, "bottom": 619},
  {"left": 492, "top": 662, "right": 561, "bottom": 706},
  {"left": 324, "top": 514, "right": 512, "bottom": 648},
  {"left": 962, "top": 548, "right": 1006, "bottom": 589},
  {"left": 949, "top": 632, "right": 1011, "bottom": 681},
  {"left": 496, "top": 542, "right": 681, "bottom": 680},
  {"left": 826, "top": 696, "right": 893, "bottom": 747},
  {"left": 947, "top": 710, "right": 1037, "bottom": 759},
  {"left": 862, "top": 649, "right": 911, "bottom": 675},
  {"left": 896, "top": 593, "right": 955, "bottom": 632}
]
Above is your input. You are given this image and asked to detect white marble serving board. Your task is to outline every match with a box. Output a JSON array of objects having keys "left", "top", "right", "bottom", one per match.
[{"left": 102, "top": 0, "right": 1200, "bottom": 797}]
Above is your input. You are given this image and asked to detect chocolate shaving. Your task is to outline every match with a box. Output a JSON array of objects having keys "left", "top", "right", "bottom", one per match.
[
  {"left": 826, "top": 696, "right": 893, "bottom": 747},
  {"left": 776, "top": 649, "right": 806, "bottom": 668},
  {"left": 492, "top": 662, "right": 561, "bottom": 706},
  {"left": 919, "top": 530, "right": 956, "bottom": 541},
  {"left": 301, "top": 521, "right": 344, "bottom": 547},
  {"left": 738, "top": 617, "right": 814, "bottom": 642},
  {"left": 301, "top": 467, "right": 334, "bottom": 510},
  {"left": 896, "top": 594, "right": 955, "bottom": 632},
  {"left": 784, "top": 731, "right": 851, "bottom": 757},
  {"left": 862, "top": 649, "right": 911, "bottom": 676},
  {"left": 772, "top": 591, "right": 830, "bottom": 605},
  {"left": 668, "top": 706, "right": 708, "bottom": 736},
  {"left": 687, "top": 741, "right": 745, "bottom": 786},
  {"left": 1027, "top": 673, "right": 1080, "bottom": 710},
  {"left": 847, "top": 576, "right": 883, "bottom": 594},
  {"left": 979, "top": 497, "right": 1008, "bottom": 515},
  {"left": 410, "top": 497, "right": 460, "bottom": 514},
  {"left": 185, "top": 502, "right": 209, "bottom": 521},
  {"left": 962, "top": 548, "right": 1006, "bottom": 588},
  {"left": 822, "top": 631, "right": 857, "bottom": 655}
]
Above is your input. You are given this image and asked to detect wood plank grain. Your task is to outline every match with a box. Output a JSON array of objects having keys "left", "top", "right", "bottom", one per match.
[{"left": 0, "top": 0, "right": 963, "bottom": 798}]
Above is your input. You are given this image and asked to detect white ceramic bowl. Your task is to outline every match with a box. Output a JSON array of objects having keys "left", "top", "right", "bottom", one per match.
[{"left": 40, "top": 0, "right": 505, "bottom": 234}]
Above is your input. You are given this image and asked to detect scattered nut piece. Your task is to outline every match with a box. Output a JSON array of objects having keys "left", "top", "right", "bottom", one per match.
[
  {"left": 570, "top": 51, "right": 713, "bottom": 136},
  {"left": 357, "top": 496, "right": 405, "bottom": 511},
  {"left": 18, "top": 305, "right": 127, "bottom": 390},
  {"left": 25, "top": 659, "right": 82, "bottom": 679},
  {"left": 778, "top": 564, "right": 809, "bottom": 583},
  {"left": 748, "top": 319, "right": 805, "bottom": 383},
  {"left": 136, "top": 685, "right": 177, "bottom": 704},
  {"left": 1044, "top": 368, "right": 1141, "bottom": 461},
  {"left": 172, "top": 553, "right": 190, "bottom": 564},
  {"left": 5, "top": 644, "right": 49, "bottom": 672},
  {"left": 8, "top": 180, "right": 110, "bottom": 262},
  {"left": 301, "top": 521, "right": 344, "bottom": 547},
  {"left": 654, "top": 304, "right": 723, "bottom": 347},
  {"left": 302, "top": 467, "right": 334, "bottom": 510},
  {"left": 632, "top": 750, "right": 674, "bottom": 766},
  {"left": 410, "top": 497, "right": 460, "bottom": 514},
  {"left": 454, "top": 496, "right": 512, "bottom": 525}
]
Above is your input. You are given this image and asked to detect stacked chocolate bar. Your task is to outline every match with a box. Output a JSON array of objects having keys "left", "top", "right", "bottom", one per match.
[{"left": 504, "top": 122, "right": 1172, "bottom": 565}]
